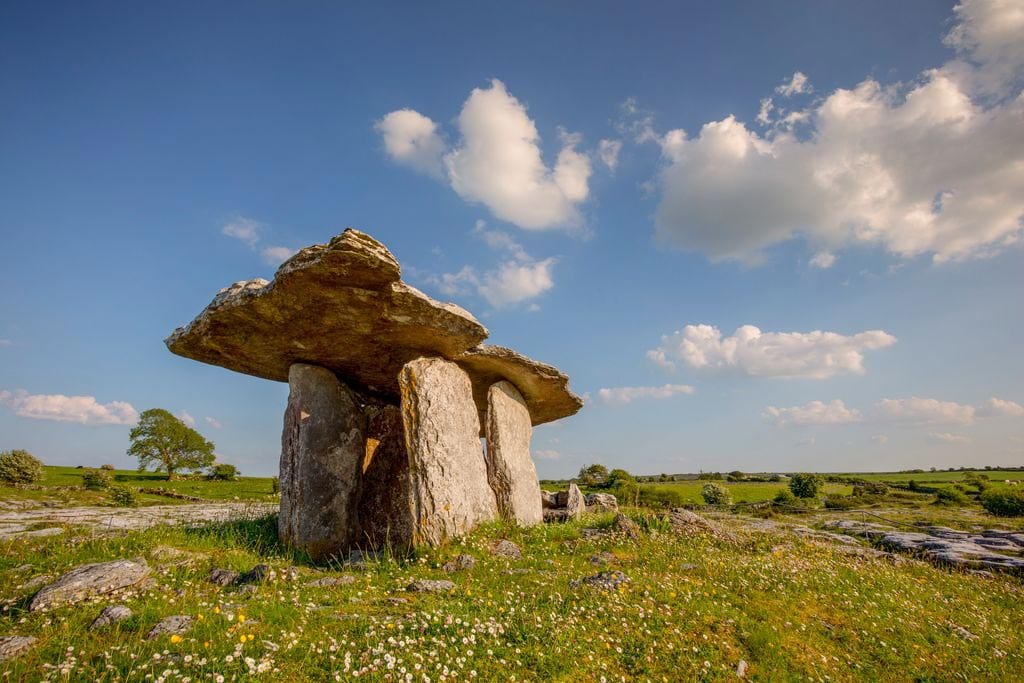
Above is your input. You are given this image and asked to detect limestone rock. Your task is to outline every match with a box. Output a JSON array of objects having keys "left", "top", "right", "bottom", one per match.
[
  {"left": 406, "top": 579, "right": 455, "bottom": 593},
  {"left": 565, "top": 484, "right": 585, "bottom": 519},
  {"left": 490, "top": 539, "right": 522, "bottom": 559},
  {"left": 278, "top": 364, "right": 365, "bottom": 561},
  {"left": 238, "top": 564, "right": 273, "bottom": 585},
  {"left": 540, "top": 491, "right": 556, "bottom": 509},
  {"left": 571, "top": 570, "right": 629, "bottom": 590},
  {"left": 611, "top": 513, "right": 640, "bottom": 540},
  {"left": 209, "top": 568, "right": 239, "bottom": 586},
  {"left": 442, "top": 554, "right": 476, "bottom": 572},
  {"left": 148, "top": 615, "right": 194, "bottom": 639},
  {"left": 485, "top": 381, "right": 542, "bottom": 526},
  {"left": 29, "top": 559, "right": 150, "bottom": 611},
  {"left": 90, "top": 605, "right": 132, "bottom": 630},
  {"left": 165, "top": 229, "right": 488, "bottom": 398},
  {"left": 356, "top": 405, "right": 415, "bottom": 549},
  {"left": 399, "top": 358, "right": 497, "bottom": 546},
  {"left": 304, "top": 575, "right": 356, "bottom": 588},
  {"left": 585, "top": 493, "right": 619, "bottom": 512},
  {"left": 457, "top": 345, "right": 583, "bottom": 430},
  {"left": 664, "top": 508, "right": 738, "bottom": 544},
  {"left": 0, "top": 636, "right": 36, "bottom": 662}
]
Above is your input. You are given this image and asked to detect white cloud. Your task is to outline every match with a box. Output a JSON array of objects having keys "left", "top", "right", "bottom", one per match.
[
  {"left": 596, "top": 384, "right": 695, "bottom": 406},
  {"left": 776, "top": 71, "right": 812, "bottom": 97},
  {"left": 652, "top": 2, "right": 1024, "bottom": 264},
  {"left": 222, "top": 217, "right": 262, "bottom": 247},
  {"left": 598, "top": 139, "right": 623, "bottom": 170},
  {"left": 763, "top": 399, "right": 862, "bottom": 427},
  {"left": 978, "top": 397, "right": 1024, "bottom": 417},
  {"left": 205, "top": 416, "right": 223, "bottom": 429},
  {"left": 809, "top": 251, "right": 836, "bottom": 269},
  {"left": 375, "top": 109, "right": 446, "bottom": 178},
  {"left": 261, "top": 246, "right": 298, "bottom": 266},
  {"left": 176, "top": 410, "right": 196, "bottom": 427},
  {"left": 876, "top": 397, "right": 976, "bottom": 425},
  {"left": 0, "top": 389, "right": 138, "bottom": 426},
  {"left": 647, "top": 324, "right": 896, "bottom": 378},
  {"left": 379, "top": 79, "right": 592, "bottom": 230},
  {"left": 472, "top": 220, "right": 529, "bottom": 261},
  {"left": 533, "top": 449, "right": 561, "bottom": 460},
  {"left": 928, "top": 431, "right": 971, "bottom": 444}
]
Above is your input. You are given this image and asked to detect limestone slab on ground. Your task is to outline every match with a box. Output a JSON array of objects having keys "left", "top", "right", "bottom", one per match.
[
  {"left": 399, "top": 358, "right": 498, "bottom": 546},
  {"left": 485, "top": 381, "right": 542, "bottom": 526},
  {"left": 29, "top": 559, "right": 150, "bottom": 611},
  {"left": 278, "top": 364, "right": 365, "bottom": 561}
]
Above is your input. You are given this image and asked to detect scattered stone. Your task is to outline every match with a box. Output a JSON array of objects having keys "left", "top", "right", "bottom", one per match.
[
  {"left": 0, "top": 636, "right": 36, "bottom": 662},
  {"left": 585, "top": 493, "right": 619, "bottom": 512},
  {"left": 571, "top": 570, "right": 630, "bottom": 590},
  {"left": 485, "top": 381, "right": 543, "bottom": 526},
  {"left": 151, "top": 545, "right": 204, "bottom": 566},
  {"left": 949, "top": 622, "right": 979, "bottom": 641},
  {"left": 21, "top": 574, "right": 52, "bottom": 591},
  {"left": 400, "top": 358, "right": 498, "bottom": 546},
  {"left": 543, "top": 509, "right": 574, "bottom": 523},
  {"left": 406, "top": 579, "right": 455, "bottom": 593},
  {"left": 384, "top": 597, "right": 409, "bottom": 605},
  {"left": 442, "top": 554, "right": 476, "bottom": 573},
  {"left": 236, "top": 584, "right": 258, "bottom": 596},
  {"left": 589, "top": 551, "right": 615, "bottom": 565},
  {"left": 540, "top": 491, "right": 556, "bottom": 509},
  {"left": 611, "top": 513, "right": 640, "bottom": 540},
  {"left": 29, "top": 559, "right": 150, "bottom": 612},
  {"left": 148, "top": 615, "right": 194, "bottom": 639},
  {"left": 238, "top": 564, "right": 273, "bottom": 585},
  {"left": 12, "top": 564, "right": 33, "bottom": 573},
  {"left": 736, "top": 659, "right": 749, "bottom": 679},
  {"left": 664, "top": 508, "right": 739, "bottom": 544},
  {"left": 564, "top": 484, "right": 586, "bottom": 519},
  {"left": 304, "top": 576, "right": 356, "bottom": 588},
  {"left": 209, "top": 568, "right": 240, "bottom": 586},
  {"left": 491, "top": 539, "right": 522, "bottom": 559},
  {"left": 278, "top": 363, "right": 366, "bottom": 561},
  {"left": 90, "top": 605, "right": 132, "bottom": 630}
]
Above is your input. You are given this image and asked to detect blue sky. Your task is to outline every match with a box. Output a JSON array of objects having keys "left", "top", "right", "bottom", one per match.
[{"left": 1, "top": 0, "right": 1022, "bottom": 477}]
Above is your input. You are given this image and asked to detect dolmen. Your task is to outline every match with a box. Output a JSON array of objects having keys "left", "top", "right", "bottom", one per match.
[{"left": 166, "top": 229, "right": 582, "bottom": 560}]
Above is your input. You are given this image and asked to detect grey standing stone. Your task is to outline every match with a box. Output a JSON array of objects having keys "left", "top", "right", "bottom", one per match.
[
  {"left": 29, "top": 559, "right": 150, "bottom": 612},
  {"left": 485, "top": 381, "right": 542, "bottom": 526},
  {"left": 355, "top": 404, "right": 416, "bottom": 550},
  {"left": 565, "top": 483, "right": 585, "bottom": 519},
  {"left": 279, "top": 363, "right": 366, "bottom": 561},
  {"left": 399, "top": 358, "right": 498, "bottom": 546}
]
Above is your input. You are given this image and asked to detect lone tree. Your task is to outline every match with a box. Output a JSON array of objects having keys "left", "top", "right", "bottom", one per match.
[
  {"left": 789, "top": 473, "right": 823, "bottom": 499},
  {"left": 577, "top": 463, "right": 609, "bottom": 487},
  {"left": 128, "top": 408, "right": 215, "bottom": 480}
]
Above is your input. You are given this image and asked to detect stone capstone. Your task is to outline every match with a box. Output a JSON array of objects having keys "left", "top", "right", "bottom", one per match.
[
  {"left": 485, "top": 381, "right": 542, "bottom": 526},
  {"left": 399, "top": 358, "right": 498, "bottom": 546},
  {"left": 29, "top": 559, "right": 150, "bottom": 612},
  {"left": 278, "top": 364, "right": 365, "bottom": 561}
]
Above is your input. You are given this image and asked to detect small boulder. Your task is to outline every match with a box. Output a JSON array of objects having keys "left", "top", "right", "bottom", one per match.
[
  {"left": 0, "top": 636, "right": 36, "bottom": 662},
  {"left": 589, "top": 551, "right": 615, "bottom": 566},
  {"left": 304, "top": 576, "right": 356, "bottom": 588},
  {"left": 406, "top": 579, "right": 455, "bottom": 593},
  {"left": 209, "top": 568, "right": 240, "bottom": 586},
  {"left": 565, "top": 484, "right": 585, "bottom": 519},
  {"left": 29, "top": 559, "right": 150, "bottom": 612},
  {"left": 571, "top": 570, "right": 630, "bottom": 590},
  {"left": 490, "top": 539, "right": 522, "bottom": 559},
  {"left": 238, "top": 564, "right": 273, "bottom": 585},
  {"left": 585, "top": 493, "right": 619, "bottom": 512},
  {"left": 90, "top": 605, "right": 132, "bottom": 630},
  {"left": 442, "top": 554, "right": 477, "bottom": 572},
  {"left": 148, "top": 615, "right": 194, "bottom": 639},
  {"left": 611, "top": 513, "right": 640, "bottom": 540}
]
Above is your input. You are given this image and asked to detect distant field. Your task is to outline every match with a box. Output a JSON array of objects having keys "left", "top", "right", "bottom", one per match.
[
  {"left": 0, "top": 466, "right": 278, "bottom": 506},
  {"left": 837, "top": 469, "right": 1024, "bottom": 484},
  {"left": 635, "top": 481, "right": 853, "bottom": 505}
]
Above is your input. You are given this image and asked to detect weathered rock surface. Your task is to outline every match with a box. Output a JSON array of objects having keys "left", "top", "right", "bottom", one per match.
[
  {"left": 238, "top": 564, "right": 273, "bottom": 585},
  {"left": 29, "top": 559, "right": 150, "bottom": 611},
  {"left": 209, "top": 568, "right": 240, "bottom": 586},
  {"left": 611, "top": 513, "right": 640, "bottom": 539},
  {"left": 664, "top": 509, "right": 738, "bottom": 544},
  {"left": 540, "top": 490, "right": 556, "bottom": 509},
  {"left": 356, "top": 404, "right": 415, "bottom": 549},
  {"left": 165, "top": 230, "right": 488, "bottom": 399},
  {"left": 565, "top": 484, "right": 586, "bottom": 519},
  {"left": 0, "top": 502, "right": 275, "bottom": 535},
  {"left": 399, "top": 358, "right": 497, "bottom": 545},
  {"left": 485, "top": 381, "right": 542, "bottom": 526},
  {"left": 279, "top": 364, "right": 365, "bottom": 561},
  {"left": 585, "top": 493, "right": 619, "bottom": 512},
  {"left": 90, "top": 605, "right": 132, "bottom": 630},
  {"left": 442, "top": 554, "right": 477, "bottom": 572},
  {"left": 490, "top": 539, "right": 522, "bottom": 559},
  {"left": 0, "top": 636, "right": 36, "bottom": 662},
  {"left": 148, "top": 615, "right": 194, "bottom": 639},
  {"left": 571, "top": 570, "right": 630, "bottom": 590},
  {"left": 304, "top": 576, "right": 356, "bottom": 588},
  {"left": 406, "top": 579, "right": 455, "bottom": 593}
]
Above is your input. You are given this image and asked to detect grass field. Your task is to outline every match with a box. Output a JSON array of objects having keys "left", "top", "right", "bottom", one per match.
[
  {"left": 0, "top": 466, "right": 278, "bottom": 507},
  {"left": 1, "top": 509, "right": 1023, "bottom": 681}
]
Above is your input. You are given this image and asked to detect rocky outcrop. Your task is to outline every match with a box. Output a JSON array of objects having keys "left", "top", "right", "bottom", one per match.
[
  {"left": 485, "top": 381, "right": 542, "bottom": 526},
  {"left": 585, "top": 493, "right": 618, "bottom": 512},
  {"left": 278, "top": 364, "right": 365, "bottom": 561},
  {"left": 543, "top": 483, "right": 587, "bottom": 522},
  {"left": 29, "top": 559, "right": 150, "bottom": 611},
  {"left": 399, "top": 358, "right": 498, "bottom": 546},
  {"left": 356, "top": 405, "right": 415, "bottom": 549}
]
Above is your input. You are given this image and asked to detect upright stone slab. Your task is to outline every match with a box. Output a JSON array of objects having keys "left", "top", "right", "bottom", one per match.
[
  {"left": 279, "top": 363, "right": 365, "bottom": 561},
  {"left": 399, "top": 357, "right": 497, "bottom": 545},
  {"left": 485, "top": 381, "right": 542, "bottom": 526},
  {"left": 356, "top": 404, "right": 416, "bottom": 549}
]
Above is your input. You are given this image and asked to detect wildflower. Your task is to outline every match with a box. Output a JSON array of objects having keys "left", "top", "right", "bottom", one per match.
[{"left": 170, "top": 635, "right": 182, "bottom": 644}]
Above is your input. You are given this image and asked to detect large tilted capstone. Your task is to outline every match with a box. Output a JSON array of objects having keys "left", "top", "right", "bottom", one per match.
[
  {"left": 279, "top": 364, "right": 365, "bottom": 561},
  {"left": 399, "top": 357, "right": 498, "bottom": 546},
  {"left": 486, "top": 381, "right": 543, "bottom": 526},
  {"left": 166, "top": 228, "right": 585, "bottom": 554}
]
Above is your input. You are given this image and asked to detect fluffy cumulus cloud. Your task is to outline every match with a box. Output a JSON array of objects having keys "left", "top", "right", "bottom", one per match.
[
  {"left": 652, "top": 0, "right": 1024, "bottom": 264},
  {"left": 532, "top": 449, "right": 561, "bottom": 460},
  {"left": 378, "top": 79, "right": 592, "bottom": 230},
  {"left": 809, "top": 251, "right": 836, "bottom": 269},
  {"left": 223, "top": 216, "right": 296, "bottom": 266},
  {"left": 978, "top": 396, "right": 1024, "bottom": 417},
  {"left": 261, "top": 246, "right": 297, "bottom": 266},
  {"left": 775, "top": 71, "right": 812, "bottom": 97},
  {"left": 875, "top": 397, "right": 976, "bottom": 425},
  {"left": 596, "top": 384, "right": 695, "bottom": 406},
  {"left": 763, "top": 399, "right": 862, "bottom": 427},
  {"left": 0, "top": 389, "right": 138, "bottom": 426},
  {"left": 205, "top": 416, "right": 223, "bottom": 429},
  {"left": 598, "top": 138, "right": 623, "bottom": 170},
  {"left": 176, "top": 410, "right": 196, "bottom": 427},
  {"left": 436, "top": 221, "right": 556, "bottom": 309},
  {"left": 647, "top": 324, "right": 896, "bottom": 379}
]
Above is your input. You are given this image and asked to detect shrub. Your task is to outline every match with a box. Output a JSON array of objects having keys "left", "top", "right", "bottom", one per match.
[
  {"left": 789, "top": 473, "right": 823, "bottom": 499},
  {"left": 824, "top": 496, "right": 859, "bottom": 510},
  {"left": 934, "top": 487, "right": 968, "bottom": 505},
  {"left": 980, "top": 489, "right": 1024, "bottom": 517},
  {"left": 108, "top": 485, "right": 138, "bottom": 507},
  {"left": 701, "top": 483, "right": 731, "bottom": 505},
  {"left": 773, "top": 488, "right": 796, "bottom": 505},
  {"left": 81, "top": 469, "right": 112, "bottom": 490},
  {"left": 852, "top": 482, "right": 888, "bottom": 497},
  {"left": 208, "top": 463, "right": 239, "bottom": 481},
  {"left": 0, "top": 449, "right": 44, "bottom": 484},
  {"left": 637, "top": 487, "right": 688, "bottom": 508},
  {"left": 100, "top": 463, "right": 116, "bottom": 471},
  {"left": 271, "top": 476, "right": 280, "bottom": 494}
]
